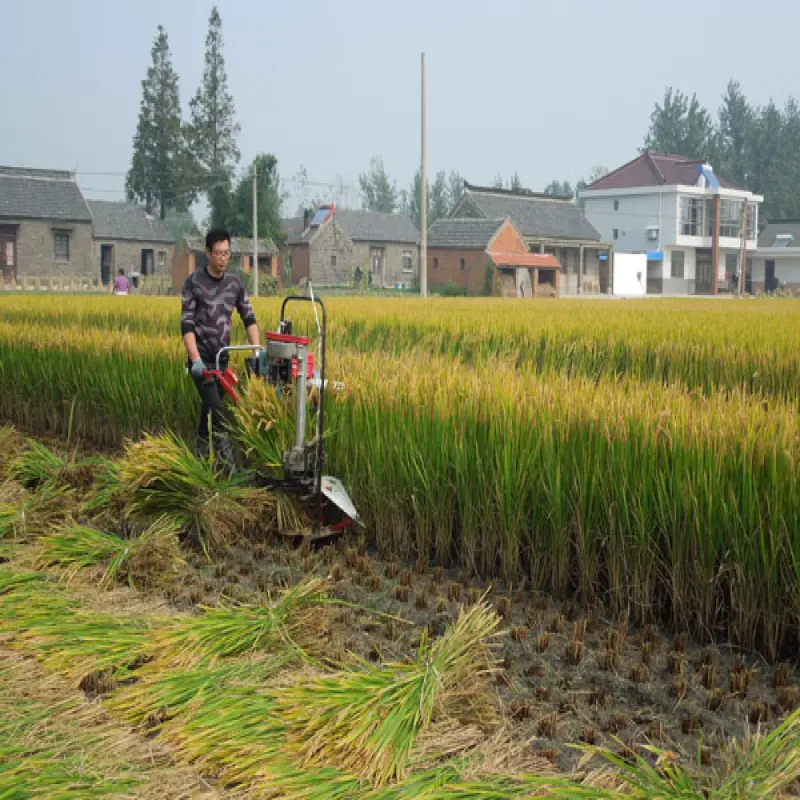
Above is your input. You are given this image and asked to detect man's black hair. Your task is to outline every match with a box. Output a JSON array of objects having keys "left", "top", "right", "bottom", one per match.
[
  {"left": 205, "top": 228, "right": 231, "bottom": 251},
  {"left": 118, "top": 268, "right": 125, "bottom": 276}
]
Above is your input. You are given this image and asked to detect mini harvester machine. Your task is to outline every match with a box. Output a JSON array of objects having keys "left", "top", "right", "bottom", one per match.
[{"left": 204, "top": 289, "right": 360, "bottom": 539}]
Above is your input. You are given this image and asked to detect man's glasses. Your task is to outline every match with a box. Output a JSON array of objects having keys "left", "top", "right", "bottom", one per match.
[{"left": 212, "top": 249, "right": 231, "bottom": 258}]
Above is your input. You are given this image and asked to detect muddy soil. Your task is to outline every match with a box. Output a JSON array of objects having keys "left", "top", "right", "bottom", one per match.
[{"left": 168, "top": 534, "right": 799, "bottom": 778}]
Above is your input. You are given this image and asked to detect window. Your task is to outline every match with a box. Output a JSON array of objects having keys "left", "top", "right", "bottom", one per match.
[
  {"left": 726, "top": 252, "right": 739, "bottom": 278},
  {"left": 719, "top": 199, "right": 744, "bottom": 238},
  {"left": 53, "top": 232, "right": 70, "bottom": 261},
  {"left": 433, "top": 257, "right": 439, "bottom": 269},
  {"left": 773, "top": 234, "right": 793, "bottom": 248},
  {"left": 670, "top": 250, "right": 685, "bottom": 279},
  {"left": 613, "top": 200, "right": 619, "bottom": 211},
  {"left": 331, "top": 254, "right": 337, "bottom": 267},
  {"left": 158, "top": 250, "right": 166, "bottom": 268},
  {"left": 680, "top": 197, "right": 708, "bottom": 237},
  {"left": 460, "top": 257, "right": 465, "bottom": 271},
  {"left": 747, "top": 204, "right": 757, "bottom": 242},
  {"left": 612, "top": 229, "right": 619, "bottom": 240},
  {"left": 402, "top": 250, "right": 413, "bottom": 273}
]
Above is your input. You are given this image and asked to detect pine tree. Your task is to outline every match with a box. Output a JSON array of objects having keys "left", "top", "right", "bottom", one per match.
[
  {"left": 643, "top": 88, "right": 715, "bottom": 160},
  {"left": 508, "top": 172, "right": 523, "bottom": 191},
  {"left": 188, "top": 5, "right": 240, "bottom": 216},
  {"left": 718, "top": 80, "right": 754, "bottom": 187},
  {"left": 126, "top": 26, "right": 193, "bottom": 218}
]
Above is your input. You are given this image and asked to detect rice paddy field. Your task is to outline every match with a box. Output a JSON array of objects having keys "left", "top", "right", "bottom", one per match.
[{"left": 1, "top": 293, "right": 800, "bottom": 798}]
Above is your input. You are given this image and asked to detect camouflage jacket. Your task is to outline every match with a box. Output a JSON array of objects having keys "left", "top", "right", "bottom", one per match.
[{"left": 180, "top": 267, "right": 257, "bottom": 367}]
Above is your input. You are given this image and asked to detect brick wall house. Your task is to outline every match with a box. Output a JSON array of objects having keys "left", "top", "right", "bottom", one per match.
[
  {"left": 449, "top": 183, "right": 607, "bottom": 294},
  {"left": 0, "top": 166, "right": 93, "bottom": 282},
  {"left": 281, "top": 208, "right": 419, "bottom": 288},
  {"left": 427, "top": 217, "right": 561, "bottom": 297},
  {"left": 87, "top": 200, "right": 175, "bottom": 286}
]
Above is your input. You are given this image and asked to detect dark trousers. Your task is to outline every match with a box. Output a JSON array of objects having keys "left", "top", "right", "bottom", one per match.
[{"left": 191, "top": 374, "right": 226, "bottom": 440}]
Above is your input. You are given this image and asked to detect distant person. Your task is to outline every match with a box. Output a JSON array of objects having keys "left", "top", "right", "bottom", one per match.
[{"left": 113, "top": 269, "right": 129, "bottom": 296}]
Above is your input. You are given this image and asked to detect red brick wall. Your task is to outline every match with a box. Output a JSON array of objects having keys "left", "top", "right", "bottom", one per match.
[
  {"left": 487, "top": 220, "right": 528, "bottom": 258},
  {"left": 288, "top": 244, "right": 309, "bottom": 284},
  {"left": 171, "top": 248, "right": 194, "bottom": 294},
  {"left": 427, "top": 248, "right": 492, "bottom": 294}
]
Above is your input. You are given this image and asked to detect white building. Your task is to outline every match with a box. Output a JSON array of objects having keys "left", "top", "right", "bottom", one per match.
[
  {"left": 751, "top": 221, "right": 800, "bottom": 293},
  {"left": 580, "top": 152, "right": 762, "bottom": 295}
]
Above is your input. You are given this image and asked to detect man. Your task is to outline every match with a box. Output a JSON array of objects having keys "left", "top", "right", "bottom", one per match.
[
  {"left": 112, "top": 269, "right": 129, "bottom": 296},
  {"left": 180, "top": 228, "right": 260, "bottom": 467}
]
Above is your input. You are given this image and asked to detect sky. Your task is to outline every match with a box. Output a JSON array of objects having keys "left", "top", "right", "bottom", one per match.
[{"left": 2, "top": 0, "right": 798, "bottom": 220}]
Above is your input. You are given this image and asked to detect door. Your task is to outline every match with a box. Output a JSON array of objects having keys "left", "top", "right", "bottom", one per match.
[
  {"left": 765, "top": 260, "right": 777, "bottom": 292},
  {"left": 141, "top": 248, "right": 154, "bottom": 276},
  {"left": 0, "top": 226, "right": 17, "bottom": 283},
  {"left": 695, "top": 249, "right": 713, "bottom": 294},
  {"left": 646, "top": 260, "right": 663, "bottom": 294},
  {"left": 370, "top": 247, "right": 384, "bottom": 286},
  {"left": 101, "top": 245, "right": 114, "bottom": 286}
]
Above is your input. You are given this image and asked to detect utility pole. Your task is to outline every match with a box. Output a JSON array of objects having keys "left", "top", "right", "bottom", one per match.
[
  {"left": 420, "top": 52, "right": 428, "bottom": 297},
  {"left": 738, "top": 199, "right": 748, "bottom": 296},
  {"left": 252, "top": 163, "right": 259, "bottom": 297}
]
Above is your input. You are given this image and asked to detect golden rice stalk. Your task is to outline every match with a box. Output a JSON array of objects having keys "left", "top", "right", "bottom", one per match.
[
  {"left": 157, "top": 577, "right": 329, "bottom": 665},
  {"left": 116, "top": 515, "right": 186, "bottom": 591},
  {"left": 5, "top": 482, "right": 77, "bottom": 543},
  {"left": 0, "top": 650, "right": 225, "bottom": 800},
  {"left": 229, "top": 378, "right": 297, "bottom": 477},
  {"left": 80, "top": 457, "right": 125, "bottom": 523},
  {"left": 275, "top": 492, "right": 311, "bottom": 535},
  {"left": 117, "top": 432, "right": 276, "bottom": 557},
  {"left": 277, "top": 601, "right": 501, "bottom": 786},
  {"left": 35, "top": 516, "right": 186, "bottom": 589},
  {"left": 36, "top": 524, "right": 127, "bottom": 581},
  {"left": 9, "top": 438, "right": 66, "bottom": 489},
  {"left": 0, "top": 425, "right": 24, "bottom": 480}
]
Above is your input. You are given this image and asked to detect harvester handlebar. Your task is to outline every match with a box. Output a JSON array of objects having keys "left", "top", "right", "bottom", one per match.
[{"left": 214, "top": 345, "right": 265, "bottom": 375}]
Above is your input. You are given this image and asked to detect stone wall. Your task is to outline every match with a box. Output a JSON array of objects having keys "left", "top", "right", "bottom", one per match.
[
  {"left": 352, "top": 242, "right": 417, "bottom": 288},
  {"left": 308, "top": 219, "right": 354, "bottom": 285},
  {"left": 92, "top": 239, "right": 174, "bottom": 284},
  {"left": 15, "top": 219, "right": 93, "bottom": 278}
]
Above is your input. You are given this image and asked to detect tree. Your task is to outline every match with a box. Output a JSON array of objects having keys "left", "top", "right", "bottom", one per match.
[
  {"left": 188, "top": 6, "right": 240, "bottom": 227},
  {"left": 164, "top": 209, "right": 198, "bottom": 244},
  {"left": 447, "top": 171, "right": 464, "bottom": 210},
  {"left": 429, "top": 171, "right": 451, "bottom": 224},
  {"left": 359, "top": 156, "right": 398, "bottom": 212},
  {"left": 402, "top": 170, "right": 425, "bottom": 230},
  {"left": 780, "top": 98, "right": 800, "bottom": 219},
  {"left": 207, "top": 170, "right": 235, "bottom": 230},
  {"left": 509, "top": 172, "right": 524, "bottom": 191},
  {"left": 543, "top": 180, "right": 573, "bottom": 197},
  {"left": 126, "top": 26, "right": 194, "bottom": 218},
  {"left": 643, "top": 88, "right": 715, "bottom": 161},
  {"left": 751, "top": 101, "right": 786, "bottom": 220},
  {"left": 717, "top": 80, "right": 754, "bottom": 188},
  {"left": 491, "top": 173, "right": 505, "bottom": 189},
  {"left": 227, "top": 154, "right": 286, "bottom": 246},
  {"left": 587, "top": 166, "right": 609, "bottom": 184}
]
